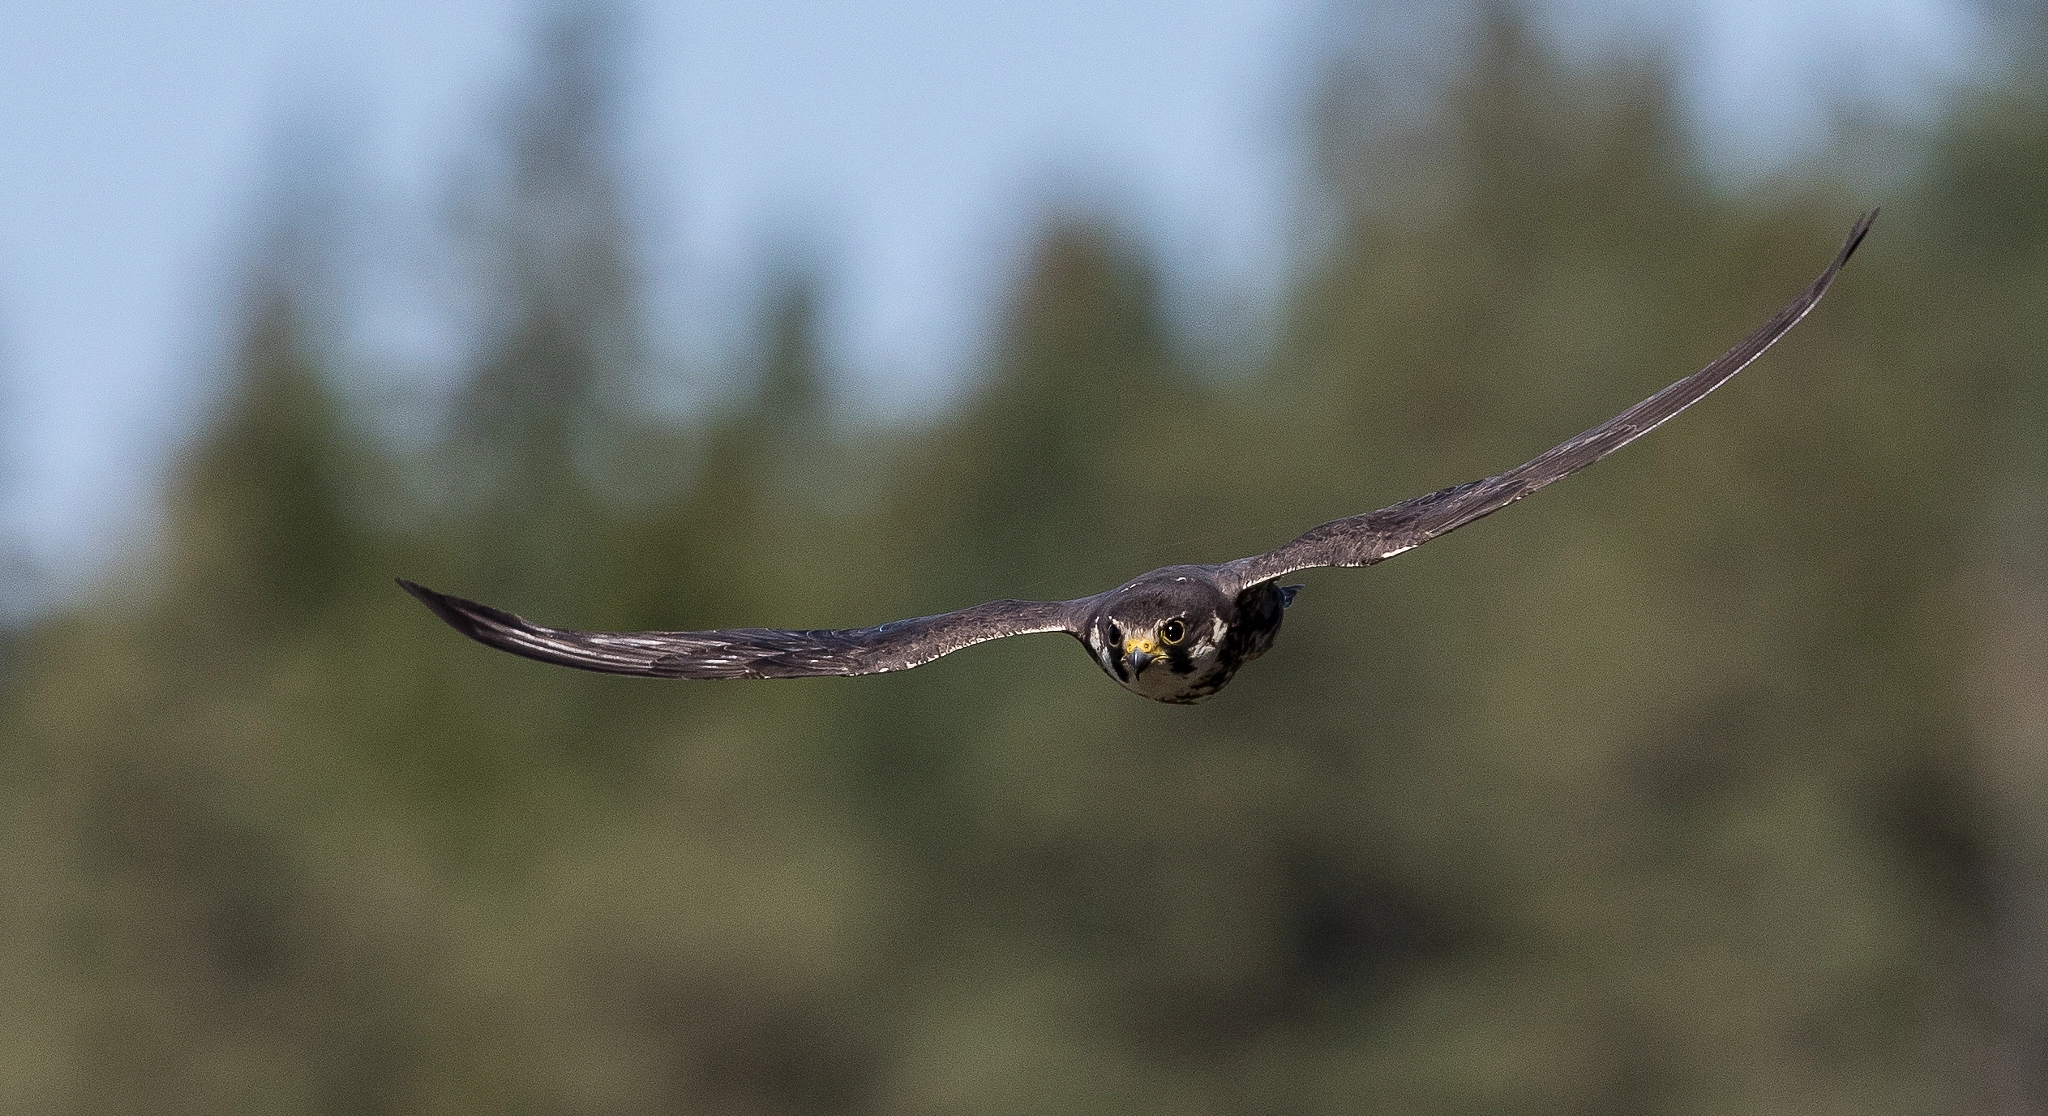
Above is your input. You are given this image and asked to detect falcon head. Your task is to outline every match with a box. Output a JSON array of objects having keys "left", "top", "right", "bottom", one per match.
[{"left": 1083, "top": 567, "right": 1294, "bottom": 704}]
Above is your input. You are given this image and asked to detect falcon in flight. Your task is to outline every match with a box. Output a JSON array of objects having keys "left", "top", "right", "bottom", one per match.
[{"left": 403, "top": 212, "right": 1875, "bottom": 704}]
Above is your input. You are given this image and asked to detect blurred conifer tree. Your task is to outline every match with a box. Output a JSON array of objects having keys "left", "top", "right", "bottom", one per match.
[
  {"left": 446, "top": 4, "right": 644, "bottom": 612},
  {"left": 166, "top": 287, "right": 357, "bottom": 637},
  {"left": 925, "top": 218, "right": 1180, "bottom": 595},
  {"left": 1924, "top": 24, "right": 2048, "bottom": 1110},
  {"left": 0, "top": 339, "right": 30, "bottom": 639}
]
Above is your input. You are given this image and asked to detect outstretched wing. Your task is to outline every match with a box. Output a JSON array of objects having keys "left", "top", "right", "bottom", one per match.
[
  {"left": 399, "top": 580, "right": 1079, "bottom": 679},
  {"left": 1226, "top": 210, "right": 1876, "bottom": 589}
]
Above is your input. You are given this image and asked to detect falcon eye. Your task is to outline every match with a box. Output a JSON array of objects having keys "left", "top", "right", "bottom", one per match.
[{"left": 1160, "top": 619, "right": 1186, "bottom": 645}]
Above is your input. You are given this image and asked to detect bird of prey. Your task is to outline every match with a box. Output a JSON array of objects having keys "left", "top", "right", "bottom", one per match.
[{"left": 403, "top": 212, "right": 1875, "bottom": 704}]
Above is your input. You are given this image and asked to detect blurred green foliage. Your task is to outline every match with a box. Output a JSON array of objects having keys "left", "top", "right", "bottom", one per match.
[{"left": 3, "top": 5, "right": 2045, "bottom": 1114}]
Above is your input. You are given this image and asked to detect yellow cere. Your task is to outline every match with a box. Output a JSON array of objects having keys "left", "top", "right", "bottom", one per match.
[{"left": 1123, "top": 637, "right": 1156, "bottom": 655}]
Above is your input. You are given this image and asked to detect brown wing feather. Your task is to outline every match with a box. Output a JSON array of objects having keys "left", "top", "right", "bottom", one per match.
[
  {"left": 1227, "top": 210, "right": 1876, "bottom": 589},
  {"left": 399, "top": 580, "right": 1080, "bottom": 679}
]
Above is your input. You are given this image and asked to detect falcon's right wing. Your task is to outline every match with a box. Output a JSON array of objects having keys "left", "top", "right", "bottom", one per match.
[{"left": 399, "top": 580, "right": 1082, "bottom": 679}]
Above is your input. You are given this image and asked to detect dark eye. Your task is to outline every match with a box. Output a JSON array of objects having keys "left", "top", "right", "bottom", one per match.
[{"left": 1160, "top": 619, "right": 1186, "bottom": 644}]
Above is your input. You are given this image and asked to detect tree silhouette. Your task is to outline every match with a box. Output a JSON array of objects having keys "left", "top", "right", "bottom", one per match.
[{"left": 447, "top": 5, "right": 645, "bottom": 610}]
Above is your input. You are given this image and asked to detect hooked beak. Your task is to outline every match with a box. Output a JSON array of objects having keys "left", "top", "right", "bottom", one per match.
[{"left": 1125, "top": 646, "right": 1156, "bottom": 674}]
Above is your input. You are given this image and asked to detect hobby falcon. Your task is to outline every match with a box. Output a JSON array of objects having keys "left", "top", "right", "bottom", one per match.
[{"left": 403, "top": 212, "right": 1875, "bottom": 704}]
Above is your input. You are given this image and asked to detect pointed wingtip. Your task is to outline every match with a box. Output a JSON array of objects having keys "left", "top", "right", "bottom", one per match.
[
  {"left": 395, "top": 577, "right": 440, "bottom": 610},
  {"left": 1840, "top": 209, "right": 1879, "bottom": 265},
  {"left": 1800, "top": 209, "right": 1879, "bottom": 307},
  {"left": 396, "top": 578, "right": 479, "bottom": 635}
]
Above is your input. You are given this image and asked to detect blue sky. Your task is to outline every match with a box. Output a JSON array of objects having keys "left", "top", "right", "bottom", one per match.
[{"left": 0, "top": 0, "right": 1992, "bottom": 590}]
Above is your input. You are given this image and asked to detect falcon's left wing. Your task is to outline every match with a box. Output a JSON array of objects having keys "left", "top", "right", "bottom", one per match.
[
  {"left": 1226, "top": 210, "right": 1875, "bottom": 590},
  {"left": 399, "top": 580, "right": 1080, "bottom": 679}
]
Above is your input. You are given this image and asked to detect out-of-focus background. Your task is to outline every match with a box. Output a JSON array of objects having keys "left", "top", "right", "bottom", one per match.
[{"left": 2, "top": 0, "right": 2044, "bottom": 1111}]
